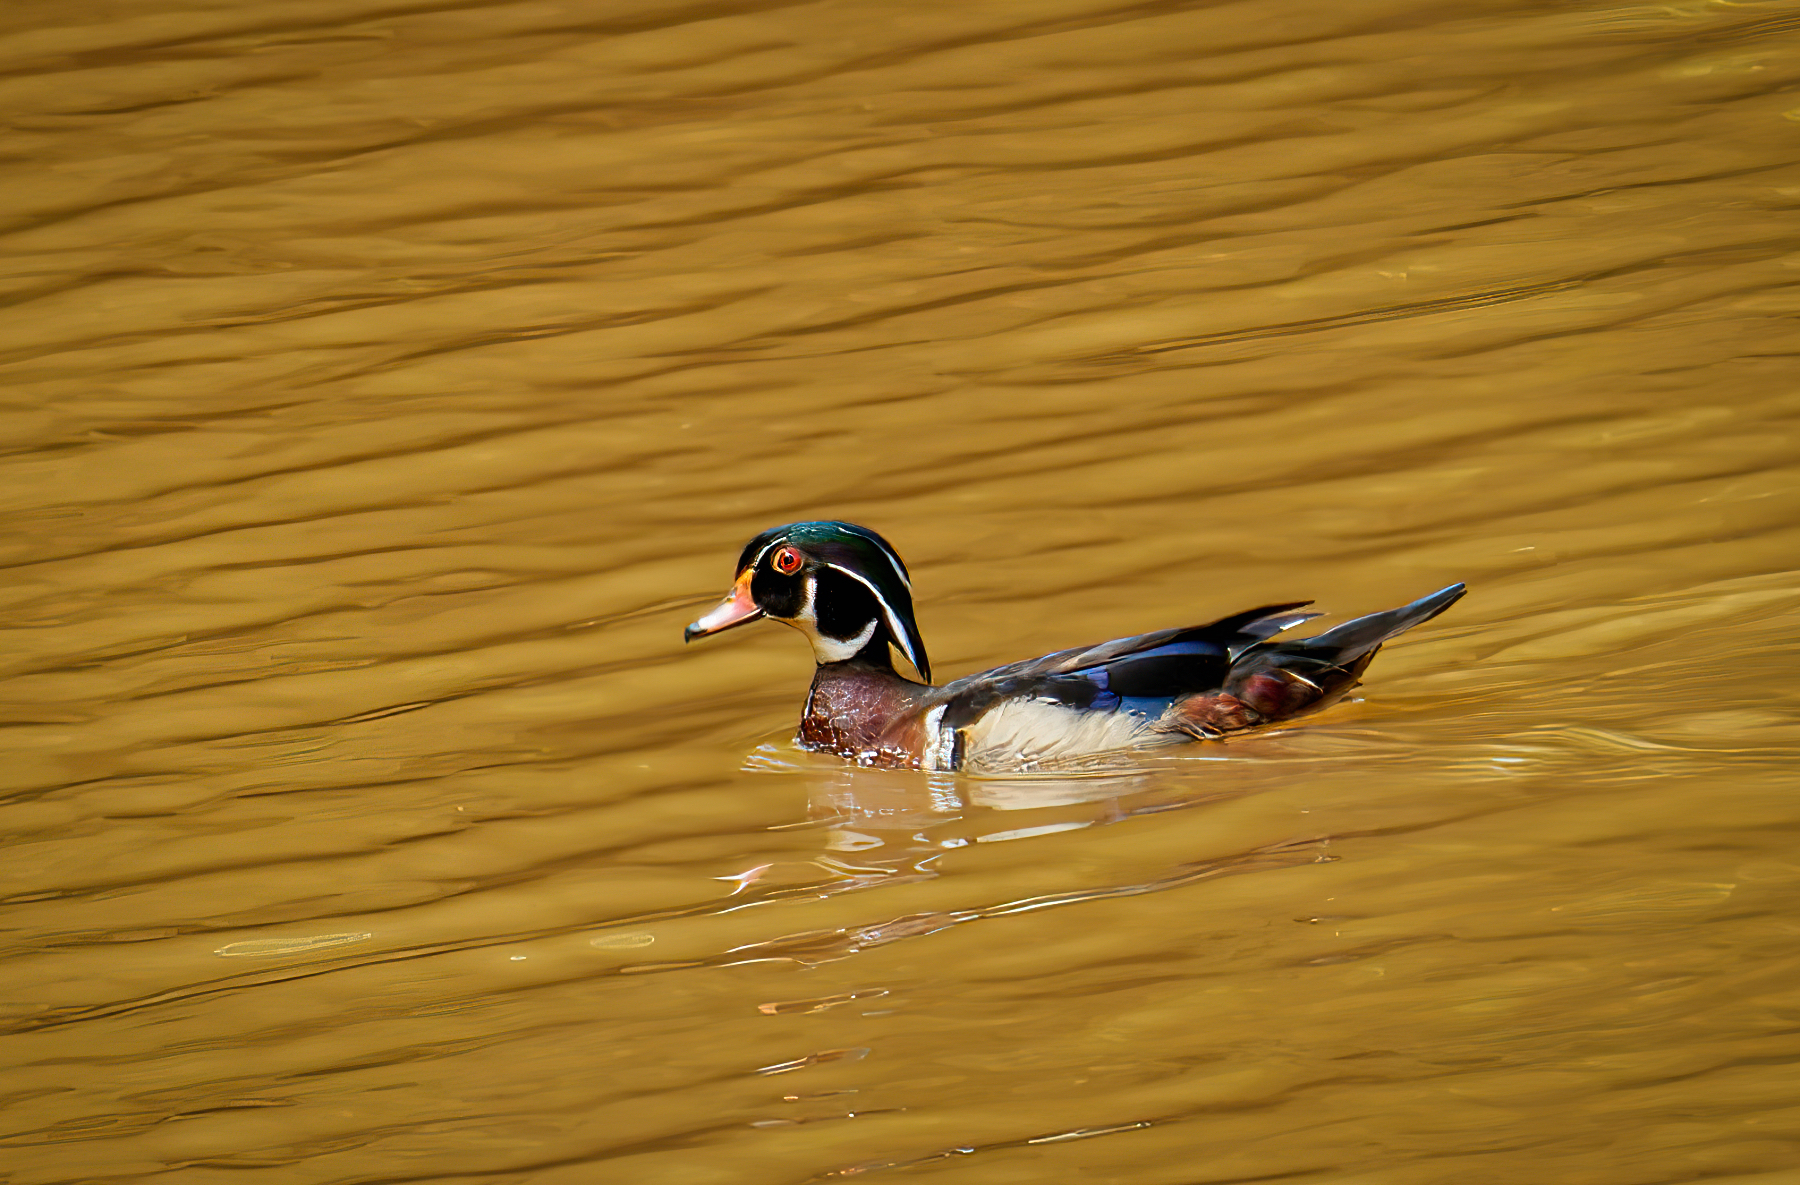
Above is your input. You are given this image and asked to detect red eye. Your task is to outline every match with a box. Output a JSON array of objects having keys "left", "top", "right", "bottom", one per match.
[{"left": 772, "top": 547, "right": 803, "bottom": 575}]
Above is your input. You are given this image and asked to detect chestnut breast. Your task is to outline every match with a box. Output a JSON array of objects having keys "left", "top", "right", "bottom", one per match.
[{"left": 797, "top": 665, "right": 929, "bottom": 768}]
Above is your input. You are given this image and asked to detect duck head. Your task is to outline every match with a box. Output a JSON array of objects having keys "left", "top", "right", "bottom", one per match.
[{"left": 684, "top": 521, "right": 931, "bottom": 681}]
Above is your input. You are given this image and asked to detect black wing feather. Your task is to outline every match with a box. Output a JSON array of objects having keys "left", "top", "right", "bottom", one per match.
[{"left": 937, "top": 602, "right": 1318, "bottom": 729}]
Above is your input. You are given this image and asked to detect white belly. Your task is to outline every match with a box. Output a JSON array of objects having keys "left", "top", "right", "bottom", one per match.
[{"left": 950, "top": 698, "right": 1181, "bottom": 775}]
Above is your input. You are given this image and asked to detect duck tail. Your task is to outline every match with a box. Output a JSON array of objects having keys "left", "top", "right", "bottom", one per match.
[
  {"left": 1279, "top": 582, "right": 1465, "bottom": 665},
  {"left": 1221, "top": 583, "right": 1466, "bottom": 722}
]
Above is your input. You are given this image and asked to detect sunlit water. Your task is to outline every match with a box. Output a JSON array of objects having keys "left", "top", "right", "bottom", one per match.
[{"left": 4, "top": 0, "right": 1800, "bottom": 1181}]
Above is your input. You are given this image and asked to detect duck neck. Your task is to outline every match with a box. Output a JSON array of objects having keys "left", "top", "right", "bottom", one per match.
[
  {"left": 806, "top": 624, "right": 919, "bottom": 704},
  {"left": 798, "top": 637, "right": 930, "bottom": 766}
]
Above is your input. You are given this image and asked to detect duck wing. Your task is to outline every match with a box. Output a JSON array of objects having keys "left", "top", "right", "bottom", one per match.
[{"left": 935, "top": 602, "right": 1318, "bottom": 728}]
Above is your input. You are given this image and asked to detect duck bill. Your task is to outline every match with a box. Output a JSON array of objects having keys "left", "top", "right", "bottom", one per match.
[{"left": 684, "top": 571, "right": 763, "bottom": 641}]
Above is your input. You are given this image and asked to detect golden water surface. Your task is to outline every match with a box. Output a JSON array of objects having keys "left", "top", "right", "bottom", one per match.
[{"left": 5, "top": 0, "right": 1800, "bottom": 1181}]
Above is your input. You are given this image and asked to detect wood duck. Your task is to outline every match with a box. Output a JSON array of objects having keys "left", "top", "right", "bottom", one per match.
[{"left": 684, "top": 521, "right": 1465, "bottom": 774}]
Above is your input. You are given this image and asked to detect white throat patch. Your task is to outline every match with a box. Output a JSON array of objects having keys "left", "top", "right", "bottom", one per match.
[
  {"left": 809, "top": 617, "right": 877, "bottom": 664},
  {"left": 781, "top": 575, "right": 880, "bottom": 664}
]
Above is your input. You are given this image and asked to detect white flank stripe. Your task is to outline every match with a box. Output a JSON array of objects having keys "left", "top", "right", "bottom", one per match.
[{"left": 922, "top": 705, "right": 954, "bottom": 771}]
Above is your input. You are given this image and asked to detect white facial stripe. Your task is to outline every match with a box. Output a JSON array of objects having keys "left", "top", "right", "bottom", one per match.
[
  {"left": 744, "top": 538, "right": 781, "bottom": 574},
  {"left": 872, "top": 538, "right": 911, "bottom": 591},
  {"left": 822, "top": 562, "right": 922, "bottom": 673},
  {"left": 795, "top": 570, "right": 817, "bottom": 626},
  {"left": 840, "top": 527, "right": 911, "bottom": 592}
]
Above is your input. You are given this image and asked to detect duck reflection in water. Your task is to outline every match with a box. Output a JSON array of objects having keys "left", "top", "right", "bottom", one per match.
[
  {"left": 712, "top": 748, "right": 1319, "bottom": 971},
  {"left": 739, "top": 744, "right": 1188, "bottom": 883}
]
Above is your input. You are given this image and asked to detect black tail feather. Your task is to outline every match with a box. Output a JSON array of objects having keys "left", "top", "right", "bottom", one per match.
[
  {"left": 1221, "top": 583, "right": 1466, "bottom": 721},
  {"left": 1280, "top": 582, "right": 1466, "bottom": 665}
]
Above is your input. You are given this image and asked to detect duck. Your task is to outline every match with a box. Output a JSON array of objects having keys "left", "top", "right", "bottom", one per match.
[{"left": 684, "top": 521, "right": 1464, "bottom": 774}]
